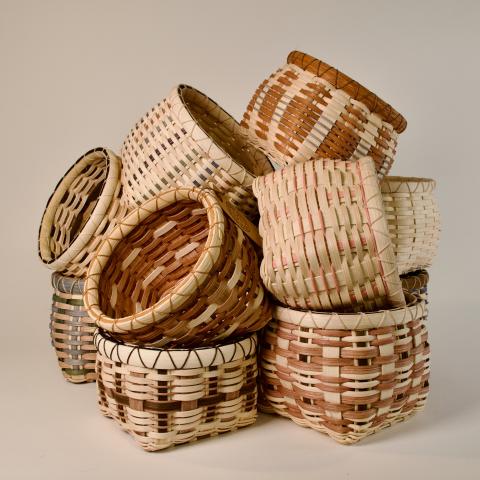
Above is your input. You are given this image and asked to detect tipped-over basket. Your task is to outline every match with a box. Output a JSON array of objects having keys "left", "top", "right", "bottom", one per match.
[
  {"left": 84, "top": 187, "right": 271, "bottom": 347},
  {"left": 242, "top": 51, "right": 407, "bottom": 176},
  {"left": 95, "top": 330, "right": 258, "bottom": 451},
  {"left": 260, "top": 294, "right": 430, "bottom": 444},
  {"left": 253, "top": 156, "right": 405, "bottom": 312},
  {"left": 121, "top": 84, "right": 273, "bottom": 219},
  {"left": 50, "top": 273, "right": 96, "bottom": 383},
  {"left": 381, "top": 177, "right": 440, "bottom": 274},
  {"left": 38, "top": 148, "right": 128, "bottom": 277}
]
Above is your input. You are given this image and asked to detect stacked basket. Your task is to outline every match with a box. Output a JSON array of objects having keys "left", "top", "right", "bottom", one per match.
[{"left": 37, "top": 51, "right": 440, "bottom": 450}]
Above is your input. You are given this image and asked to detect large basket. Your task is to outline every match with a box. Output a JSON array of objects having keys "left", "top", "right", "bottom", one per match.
[
  {"left": 242, "top": 51, "right": 407, "bottom": 176},
  {"left": 50, "top": 273, "right": 96, "bottom": 383},
  {"left": 121, "top": 84, "right": 273, "bottom": 219},
  {"left": 95, "top": 330, "right": 258, "bottom": 451},
  {"left": 381, "top": 177, "right": 440, "bottom": 274},
  {"left": 38, "top": 148, "right": 128, "bottom": 277},
  {"left": 260, "top": 295, "right": 430, "bottom": 444},
  {"left": 84, "top": 188, "right": 271, "bottom": 347},
  {"left": 253, "top": 157, "right": 405, "bottom": 312}
]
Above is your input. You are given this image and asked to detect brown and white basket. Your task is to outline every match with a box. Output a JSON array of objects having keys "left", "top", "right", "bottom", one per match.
[
  {"left": 121, "top": 84, "right": 273, "bottom": 219},
  {"left": 381, "top": 177, "right": 440, "bottom": 274},
  {"left": 260, "top": 294, "right": 430, "bottom": 444},
  {"left": 253, "top": 157, "right": 405, "bottom": 312},
  {"left": 84, "top": 187, "right": 271, "bottom": 347},
  {"left": 242, "top": 51, "right": 407, "bottom": 177},
  {"left": 38, "top": 148, "right": 128, "bottom": 277},
  {"left": 95, "top": 330, "right": 258, "bottom": 451}
]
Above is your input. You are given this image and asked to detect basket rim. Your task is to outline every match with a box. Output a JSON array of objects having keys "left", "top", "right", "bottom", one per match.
[
  {"left": 38, "top": 148, "right": 120, "bottom": 271},
  {"left": 273, "top": 293, "right": 424, "bottom": 330},
  {"left": 287, "top": 50, "right": 407, "bottom": 134},
  {"left": 381, "top": 176, "right": 436, "bottom": 190},
  {"left": 94, "top": 329, "right": 257, "bottom": 370},
  {"left": 84, "top": 187, "right": 227, "bottom": 333},
  {"left": 176, "top": 84, "right": 273, "bottom": 178}
]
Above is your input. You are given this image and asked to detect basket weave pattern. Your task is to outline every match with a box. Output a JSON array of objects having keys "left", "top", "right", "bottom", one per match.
[
  {"left": 50, "top": 273, "right": 96, "bottom": 383},
  {"left": 260, "top": 296, "right": 429, "bottom": 444},
  {"left": 242, "top": 54, "right": 404, "bottom": 176},
  {"left": 38, "top": 148, "right": 128, "bottom": 277},
  {"left": 95, "top": 331, "right": 258, "bottom": 451},
  {"left": 253, "top": 157, "right": 405, "bottom": 312},
  {"left": 84, "top": 188, "right": 271, "bottom": 347},
  {"left": 121, "top": 85, "right": 272, "bottom": 219},
  {"left": 381, "top": 177, "right": 440, "bottom": 275}
]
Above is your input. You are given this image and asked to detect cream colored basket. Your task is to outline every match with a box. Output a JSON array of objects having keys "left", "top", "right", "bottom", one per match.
[{"left": 121, "top": 84, "right": 273, "bottom": 219}]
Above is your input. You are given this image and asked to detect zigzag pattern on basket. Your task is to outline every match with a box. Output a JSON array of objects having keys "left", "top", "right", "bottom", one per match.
[{"left": 121, "top": 85, "right": 273, "bottom": 219}]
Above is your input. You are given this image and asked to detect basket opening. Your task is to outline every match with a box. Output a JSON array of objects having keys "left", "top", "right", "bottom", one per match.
[
  {"left": 98, "top": 200, "right": 209, "bottom": 318},
  {"left": 42, "top": 154, "right": 108, "bottom": 263},
  {"left": 179, "top": 86, "right": 268, "bottom": 177}
]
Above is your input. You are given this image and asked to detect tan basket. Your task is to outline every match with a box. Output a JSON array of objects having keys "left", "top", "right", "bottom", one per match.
[
  {"left": 38, "top": 148, "right": 128, "bottom": 277},
  {"left": 242, "top": 51, "right": 407, "bottom": 177},
  {"left": 50, "top": 273, "right": 96, "bottom": 383},
  {"left": 253, "top": 157, "right": 405, "bottom": 312},
  {"left": 260, "top": 294, "right": 430, "bottom": 444},
  {"left": 121, "top": 84, "right": 273, "bottom": 219},
  {"left": 95, "top": 330, "right": 258, "bottom": 451},
  {"left": 381, "top": 177, "right": 440, "bottom": 274},
  {"left": 84, "top": 187, "right": 271, "bottom": 347}
]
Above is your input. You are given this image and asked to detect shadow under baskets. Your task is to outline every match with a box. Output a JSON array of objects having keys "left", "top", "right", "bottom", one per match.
[
  {"left": 84, "top": 187, "right": 271, "bottom": 347},
  {"left": 50, "top": 273, "right": 96, "bottom": 383},
  {"left": 242, "top": 50, "right": 407, "bottom": 177},
  {"left": 260, "top": 294, "right": 430, "bottom": 444},
  {"left": 121, "top": 84, "right": 273, "bottom": 220},
  {"left": 95, "top": 330, "right": 258, "bottom": 451},
  {"left": 38, "top": 148, "right": 128, "bottom": 277}
]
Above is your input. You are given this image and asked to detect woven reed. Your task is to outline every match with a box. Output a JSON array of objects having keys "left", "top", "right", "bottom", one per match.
[
  {"left": 381, "top": 176, "right": 440, "bottom": 275},
  {"left": 401, "top": 269, "right": 429, "bottom": 300},
  {"left": 38, "top": 148, "right": 128, "bottom": 277},
  {"left": 260, "top": 295, "right": 430, "bottom": 444},
  {"left": 95, "top": 330, "right": 258, "bottom": 451},
  {"left": 253, "top": 157, "right": 405, "bottom": 312},
  {"left": 121, "top": 84, "right": 273, "bottom": 219},
  {"left": 85, "top": 187, "right": 271, "bottom": 347},
  {"left": 50, "top": 273, "right": 96, "bottom": 383},
  {"left": 242, "top": 51, "right": 407, "bottom": 176}
]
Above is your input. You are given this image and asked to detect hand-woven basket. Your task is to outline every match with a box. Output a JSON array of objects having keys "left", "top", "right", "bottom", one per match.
[
  {"left": 253, "top": 157, "right": 405, "bottom": 312},
  {"left": 84, "top": 187, "right": 271, "bottom": 347},
  {"left": 242, "top": 51, "right": 407, "bottom": 177},
  {"left": 381, "top": 177, "right": 440, "bottom": 274},
  {"left": 50, "top": 273, "right": 96, "bottom": 383},
  {"left": 95, "top": 330, "right": 258, "bottom": 451},
  {"left": 401, "top": 269, "right": 429, "bottom": 301},
  {"left": 120, "top": 84, "right": 273, "bottom": 219},
  {"left": 260, "top": 294, "right": 430, "bottom": 444},
  {"left": 38, "top": 148, "right": 128, "bottom": 277}
]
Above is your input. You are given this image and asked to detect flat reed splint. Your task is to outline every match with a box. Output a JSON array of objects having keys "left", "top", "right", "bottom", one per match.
[
  {"left": 95, "top": 330, "right": 258, "bottom": 451},
  {"left": 38, "top": 148, "right": 127, "bottom": 277},
  {"left": 121, "top": 84, "right": 273, "bottom": 219},
  {"left": 242, "top": 51, "right": 407, "bottom": 176},
  {"left": 84, "top": 188, "right": 271, "bottom": 347}
]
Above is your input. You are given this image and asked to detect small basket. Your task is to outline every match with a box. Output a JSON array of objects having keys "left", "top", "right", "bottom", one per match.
[
  {"left": 253, "top": 157, "right": 405, "bottom": 312},
  {"left": 381, "top": 177, "right": 440, "bottom": 274},
  {"left": 50, "top": 273, "right": 96, "bottom": 383},
  {"left": 84, "top": 187, "right": 271, "bottom": 347},
  {"left": 121, "top": 84, "right": 273, "bottom": 219},
  {"left": 401, "top": 269, "right": 429, "bottom": 300},
  {"left": 38, "top": 148, "right": 128, "bottom": 277},
  {"left": 260, "top": 294, "right": 430, "bottom": 444},
  {"left": 95, "top": 330, "right": 258, "bottom": 451},
  {"left": 242, "top": 51, "right": 407, "bottom": 176}
]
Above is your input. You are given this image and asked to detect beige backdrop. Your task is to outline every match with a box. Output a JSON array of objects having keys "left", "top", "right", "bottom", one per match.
[{"left": 1, "top": 0, "right": 479, "bottom": 478}]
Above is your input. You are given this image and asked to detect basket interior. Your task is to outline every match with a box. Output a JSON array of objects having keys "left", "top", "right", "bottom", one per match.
[
  {"left": 42, "top": 154, "right": 108, "bottom": 263},
  {"left": 180, "top": 86, "right": 268, "bottom": 177},
  {"left": 98, "top": 200, "right": 209, "bottom": 318}
]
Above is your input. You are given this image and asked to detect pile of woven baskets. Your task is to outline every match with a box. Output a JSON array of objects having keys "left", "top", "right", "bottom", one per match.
[{"left": 38, "top": 51, "right": 440, "bottom": 450}]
